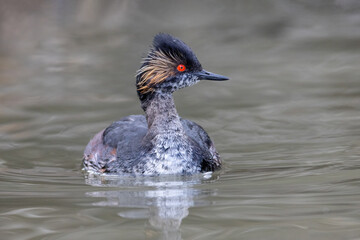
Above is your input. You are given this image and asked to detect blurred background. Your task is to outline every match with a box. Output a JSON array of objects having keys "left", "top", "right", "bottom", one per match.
[{"left": 1, "top": 1, "right": 360, "bottom": 240}]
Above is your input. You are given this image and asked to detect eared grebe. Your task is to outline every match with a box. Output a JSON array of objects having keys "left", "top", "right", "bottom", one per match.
[{"left": 83, "top": 33, "right": 229, "bottom": 176}]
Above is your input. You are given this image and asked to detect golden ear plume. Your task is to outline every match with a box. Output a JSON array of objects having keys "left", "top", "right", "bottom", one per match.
[{"left": 136, "top": 50, "right": 179, "bottom": 94}]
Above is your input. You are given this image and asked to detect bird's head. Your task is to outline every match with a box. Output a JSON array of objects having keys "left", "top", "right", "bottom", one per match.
[{"left": 136, "top": 33, "right": 228, "bottom": 105}]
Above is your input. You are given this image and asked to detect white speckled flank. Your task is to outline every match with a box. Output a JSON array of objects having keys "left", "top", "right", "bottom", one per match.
[{"left": 142, "top": 133, "right": 200, "bottom": 175}]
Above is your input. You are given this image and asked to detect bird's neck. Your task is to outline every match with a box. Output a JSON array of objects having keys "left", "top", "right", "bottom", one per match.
[{"left": 144, "top": 92, "right": 183, "bottom": 134}]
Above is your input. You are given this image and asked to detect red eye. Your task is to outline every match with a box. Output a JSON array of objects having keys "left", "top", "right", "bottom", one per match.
[{"left": 177, "top": 64, "right": 186, "bottom": 72}]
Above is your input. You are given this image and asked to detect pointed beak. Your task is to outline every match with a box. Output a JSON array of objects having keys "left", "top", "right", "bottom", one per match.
[{"left": 195, "top": 69, "right": 229, "bottom": 81}]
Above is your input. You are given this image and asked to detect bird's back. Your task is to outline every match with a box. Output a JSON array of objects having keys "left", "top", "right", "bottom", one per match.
[{"left": 83, "top": 115, "right": 220, "bottom": 175}]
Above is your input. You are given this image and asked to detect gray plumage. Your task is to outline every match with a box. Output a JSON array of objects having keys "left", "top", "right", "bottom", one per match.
[{"left": 83, "top": 33, "right": 228, "bottom": 176}]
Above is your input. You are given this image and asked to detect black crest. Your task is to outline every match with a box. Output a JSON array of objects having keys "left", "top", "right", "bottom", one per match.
[{"left": 152, "top": 33, "right": 202, "bottom": 71}]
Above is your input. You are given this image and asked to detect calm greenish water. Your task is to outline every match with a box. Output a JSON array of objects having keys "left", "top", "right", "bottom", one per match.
[{"left": 1, "top": 1, "right": 360, "bottom": 239}]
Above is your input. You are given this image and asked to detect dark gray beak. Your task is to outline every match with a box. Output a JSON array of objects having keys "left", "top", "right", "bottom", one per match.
[{"left": 195, "top": 69, "right": 229, "bottom": 81}]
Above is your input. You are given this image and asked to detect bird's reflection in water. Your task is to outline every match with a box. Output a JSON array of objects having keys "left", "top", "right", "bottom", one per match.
[{"left": 85, "top": 172, "right": 219, "bottom": 240}]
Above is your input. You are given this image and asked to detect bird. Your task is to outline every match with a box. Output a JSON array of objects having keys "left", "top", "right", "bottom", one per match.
[{"left": 83, "top": 33, "right": 229, "bottom": 176}]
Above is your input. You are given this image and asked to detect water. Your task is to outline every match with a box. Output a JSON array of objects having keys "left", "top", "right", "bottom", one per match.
[{"left": 1, "top": 1, "right": 360, "bottom": 239}]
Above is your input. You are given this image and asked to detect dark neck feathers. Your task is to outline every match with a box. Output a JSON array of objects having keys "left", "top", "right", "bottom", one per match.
[{"left": 144, "top": 92, "right": 183, "bottom": 134}]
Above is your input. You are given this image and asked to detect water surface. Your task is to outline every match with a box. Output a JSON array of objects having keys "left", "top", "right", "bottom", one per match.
[{"left": 1, "top": 1, "right": 360, "bottom": 239}]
